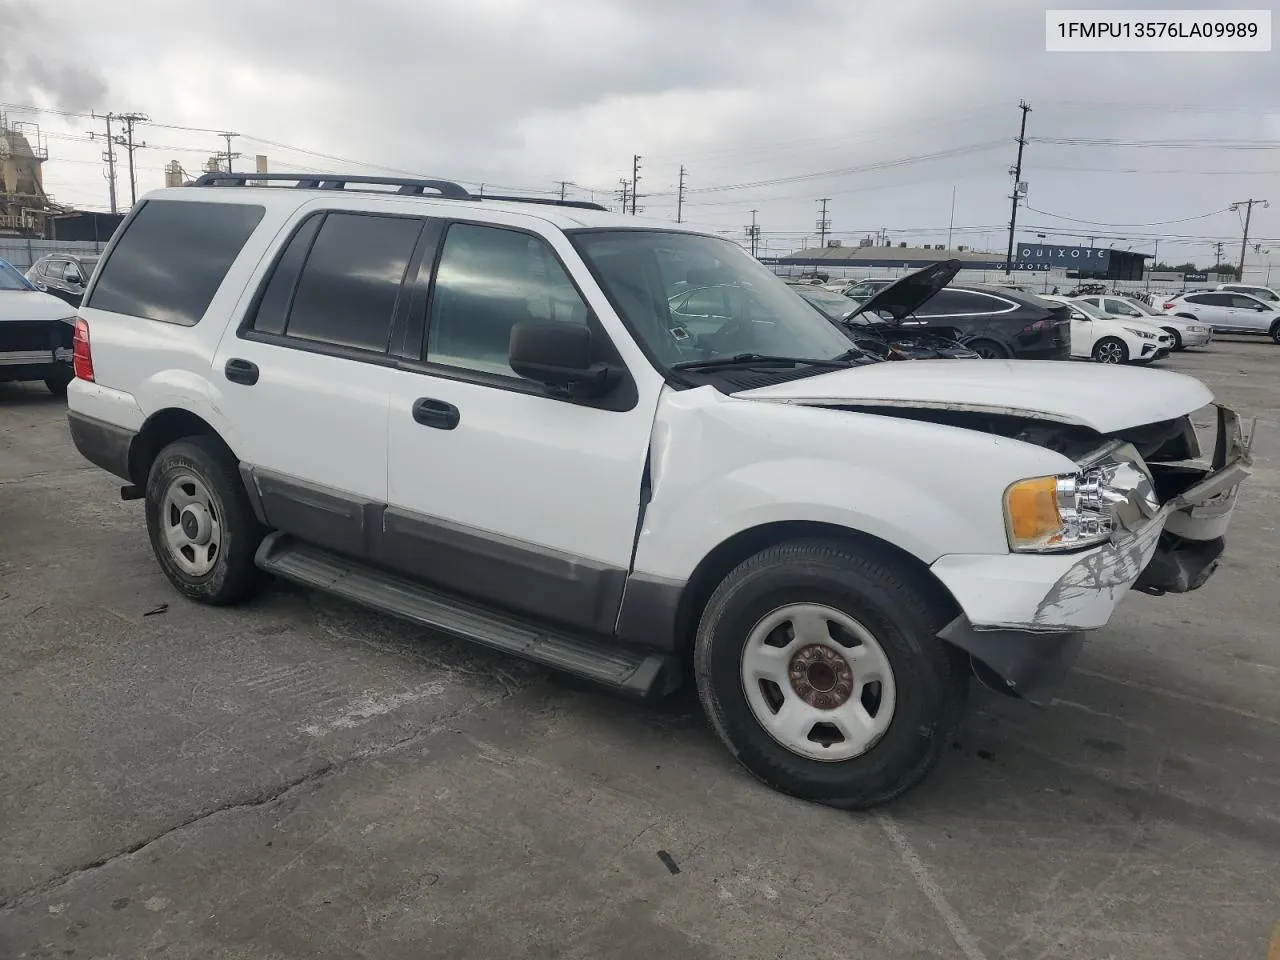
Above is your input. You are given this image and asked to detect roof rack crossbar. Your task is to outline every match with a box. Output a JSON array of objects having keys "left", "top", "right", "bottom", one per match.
[{"left": 192, "top": 172, "right": 474, "bottom": 200}]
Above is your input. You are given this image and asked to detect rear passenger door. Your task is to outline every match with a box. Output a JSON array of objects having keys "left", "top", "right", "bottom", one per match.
[
  {"left": 382, "top": 219, "right": 661, "bottom": 634},
  {"left": 214, "top": 208, "right": 433, "bottom": 559},
  {"left": 1184, "top": 293, "right": 1234, "bottom": 329}
]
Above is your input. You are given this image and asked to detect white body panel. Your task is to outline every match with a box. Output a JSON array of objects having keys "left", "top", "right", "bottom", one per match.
[
  {"left": 630, "top": 385, "right": 1075, "bottom": 583},
  {"left": 729, "top": 359, "right": 1211, "bottom": 432},
  {"left": 1165, "top": 293, "right": 1279, "bottom": 334},
  {"left": 0, "top": 290, "right": 76, "bottom": 323}
]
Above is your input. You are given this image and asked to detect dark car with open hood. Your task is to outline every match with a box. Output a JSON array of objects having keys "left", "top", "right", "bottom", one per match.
[
  {"left": 835, "top": 262, "right": 1071, "bottom": 361},
  {"left": 790, "top": 268, "right": 981, "bottom": 360}
]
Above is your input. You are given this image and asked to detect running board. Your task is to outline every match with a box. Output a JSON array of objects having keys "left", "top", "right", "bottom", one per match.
[{"left": 255, "top": 532, "right": 680, "bottom": 699}]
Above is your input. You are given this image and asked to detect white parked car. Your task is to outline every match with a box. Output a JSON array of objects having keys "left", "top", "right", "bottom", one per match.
[
  {"left": 0, "top": 258, "right": 78, "bottom": 395},
  {"left": 66, "top": 173, "right": 1253, "bottom": 809},
  {"left": 1163, "top": 291, "right": 1280, "bottom": 342},
  {"left": 1038, "top": 295, "right": 1173, "bottom": 364},
  {"left": 1216, "top": 283, "right": 1279, "bottom": 304},
  {"left": 1076, "top": 294, "right": 1212, "bottom": 350}
]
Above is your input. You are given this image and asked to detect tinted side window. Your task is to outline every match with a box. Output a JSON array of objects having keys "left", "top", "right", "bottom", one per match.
[
  {"left": 88, "top": 199, "right": 265, "bottom": 325},
  {"left": 917, "top": 290, "right": 1007, "bottom": 316},
  {"left": 249, "top": 214, "right": 324, "bottom": 336},
  {"left": 283, "top": 213, "right": 423, "bottom": 352},
  {"left": 1229, "top": 295, "right": 1265, "bottom": 309},
  {"left": 426, "top": 223, "right": 589, "bottom": 377},
  {"left": 1197, "top": 294, "right": 1232, "bottom": 306}
]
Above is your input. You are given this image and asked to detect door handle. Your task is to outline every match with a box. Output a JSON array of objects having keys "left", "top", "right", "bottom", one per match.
[
  {"left": 224, "top": 358, "right": 259, "bottom": 386},
  {"left": 412, "top": 397, "right": 460, "bottom": 430}
]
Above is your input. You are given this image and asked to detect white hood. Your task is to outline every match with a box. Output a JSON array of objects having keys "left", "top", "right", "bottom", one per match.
[
  {"left": 733, "top": 359, "right": 1213, "bottom": 433},
  {"left": 0, "top": 290, "right": 75, "bottom": 323}
]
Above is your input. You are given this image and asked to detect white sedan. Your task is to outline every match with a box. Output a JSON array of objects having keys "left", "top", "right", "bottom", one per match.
[
  {"left": 1076, "top": 294, "right": 1212, "bottom": 350},
  {"left": 1039, "top": 295, "right": 1173, "bottom": 365}
]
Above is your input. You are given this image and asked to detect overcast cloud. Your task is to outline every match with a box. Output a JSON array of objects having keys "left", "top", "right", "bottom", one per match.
[{"left": 4, "top": 0, "right": 1278, "bottom": 265}]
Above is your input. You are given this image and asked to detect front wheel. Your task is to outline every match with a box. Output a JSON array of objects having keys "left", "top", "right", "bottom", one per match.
[
  {"left": 1162, "top": 328, "right": 1183, "bottom": 351},
  {"left": 1270, "top": 320, "right": 1280, "bottom": 344},
  {"left": 144, "top": 436, "right": 267, "bottom": 605},
  {"left": 1092, "top": 337, "right": 1128, "bottom": 364},
  {"left": 694, "top": 539, "right": 968, "bottom": 809}
]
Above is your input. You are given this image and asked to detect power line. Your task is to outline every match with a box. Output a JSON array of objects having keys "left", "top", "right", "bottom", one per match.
[{"left": 1022, "top": 205, "right": 1232, "bottom": 227}]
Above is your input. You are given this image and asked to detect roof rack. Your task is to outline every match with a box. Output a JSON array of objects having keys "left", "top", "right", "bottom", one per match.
[
  {"left": 191, "top": 172, "right": 609, "bottom": 211},
  {"left": 192, "top": 172, "right": 474, "bottom": 199},
  {"left": 480, "top": 194, "right": 608, "bottom": 212}
]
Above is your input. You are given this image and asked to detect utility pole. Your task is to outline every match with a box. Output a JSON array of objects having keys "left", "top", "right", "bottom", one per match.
[
  {"left": 629, "top": 155, "right": 642, "bottom": 215},
  {"left": 557, "top": 180, "right": 571, "bottom": 201},
  {"left": 676, "top": 165, "right": 687, "bottom": 224},
  {"left": 617, "top": 178, "right": 630, "bottom": 214},
  {"left": 1230, "top": 198, "right": 1269, "bottom": 281},
  {"left": 745, "top": 209, "right": 760, "bottom": 258},
  {"left": 1004, "top": 100, "right": 1032, "bottom": 275},
  {"left": 816, "top": 198, "right": 831, "bottom": 249},
  {"left": 947, "top": 185, "right": 956, "bottom": 249},
  {"left": 111, "top": 112, "right": 148, "bottom": 207},
  {"left": 1213, "top": 240, "right": 1225, "bottom": 269},
  {"left": 220, "top": 131, "right": 241, "bottom": 174},
  {"left": 91, "top": 112, "right": 119, "bottom": 214}
]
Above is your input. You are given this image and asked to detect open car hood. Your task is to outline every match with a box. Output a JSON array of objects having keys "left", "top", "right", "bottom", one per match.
[
  {"left": 732, "top": 358, "right": 1213, "bottom": 433},
  {"left": 843, "top": 259, "right": 963, "bottom": 325}
]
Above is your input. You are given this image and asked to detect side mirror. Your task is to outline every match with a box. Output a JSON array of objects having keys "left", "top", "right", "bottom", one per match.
[
  {"left": 64, "top": 268, "right": 82, "bottom": 285},
  {"left": 509, "top": 321, "right": 614, "bottom": 396}
]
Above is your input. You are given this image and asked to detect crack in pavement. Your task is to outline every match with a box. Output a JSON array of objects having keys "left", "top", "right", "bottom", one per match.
[{"left": 0, "top": 683, "right": 529, "bottom": 912}]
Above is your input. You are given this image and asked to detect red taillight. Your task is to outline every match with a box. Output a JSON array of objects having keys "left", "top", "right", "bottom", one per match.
[
  {"left": 1163, "top": 303, "right": 1176, "bottom": 310},
  {"left": 1021, "top": 319, "right": 1050, "bottom": 335},
  {"left": 72, "top": 317, "right": 94, "bottom": 382}
]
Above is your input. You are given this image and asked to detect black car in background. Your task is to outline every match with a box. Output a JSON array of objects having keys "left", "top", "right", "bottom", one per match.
[
  {"left": 24, "top": 254, "right": 101, "bottom": 308},
  {"left": 894, "top": 283, "right": 1071, "bottom": 360},
  {"left": 792, "top": 272, "right": 981, "bottom": 360}
]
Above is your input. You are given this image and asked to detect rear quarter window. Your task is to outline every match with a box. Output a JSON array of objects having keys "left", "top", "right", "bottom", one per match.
[{"left": 87, "top": 199, "right": 265, "bottom": 325}]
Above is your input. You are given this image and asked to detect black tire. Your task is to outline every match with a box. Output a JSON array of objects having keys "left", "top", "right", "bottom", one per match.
[
  {"left": 693, "top": 539, "right": 968, "bottom": 809},
  {"left": 144, "top": 436, "right": 267, "bottom": 605},
  {"left": 1162, "top": 327, "right": 1183, "bottom": 351},
  {"left": 1270, "top": 320, "right": 1280, "bottom": 345},
  {"left": 1092, "top": 337, "right": 1128, "bottom": 364},
  {"left": 44, "top": 365, "right": 73, "bottom": 397},
  {"left": 966, "top": 338, "right": 1008, "bottom": 360}
]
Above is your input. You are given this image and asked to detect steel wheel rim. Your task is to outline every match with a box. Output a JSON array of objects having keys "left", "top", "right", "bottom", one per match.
[
  {"left": 740, "top": 603, "right": 897, "bottom": 762},
  {"left": 160, "top": 473, "right": 222, "bottom": 577},
  {"left": 1097, "top": 341, "right": 1123, "bottom": 363}
]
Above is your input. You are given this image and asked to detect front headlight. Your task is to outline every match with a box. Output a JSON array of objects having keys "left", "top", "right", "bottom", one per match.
[
  {"left": 1004, "top": 455, "right": 1159, "bottom": 553},
  {"left": 1124, "top": 327, "right": 1156, "bottom": 339}
]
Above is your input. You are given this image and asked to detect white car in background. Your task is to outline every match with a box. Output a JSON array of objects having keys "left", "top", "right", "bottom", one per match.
[
  {"left": 1039, "top": 295, "right": 1173, "bottom": 364},
  {"left": 1162, "top": 291, "right": 1280, "bottom": 343},
  {"left": 1076, "top": 294, "right": 1212, "bottom": 350}
]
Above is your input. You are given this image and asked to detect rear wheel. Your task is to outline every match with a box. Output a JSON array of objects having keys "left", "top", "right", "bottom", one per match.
[
  {"left": 967, "top": 338, "right": 1008, "bottom": 360},
  {"left": 1270, "top": 320, "right": 1280, "bottom": 344},
  {"left": 1092, "top": 337, "right": 1128, "bottom": 364},
  {"left": 694, "top": 539, "right": 968, "bottom": 809},
  {"left": 144, "top": 436, "right": 267, "bottom": 605}
]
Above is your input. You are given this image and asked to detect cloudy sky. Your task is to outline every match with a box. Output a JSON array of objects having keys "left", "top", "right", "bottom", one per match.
[{"left": 4, "top": 0, "right": 1278, "bottom": 268}]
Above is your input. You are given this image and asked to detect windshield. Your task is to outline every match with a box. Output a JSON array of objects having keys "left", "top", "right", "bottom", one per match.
[
  {"left": 572, "top": 230, "right": 854, "bottom": 368},
  {"left": 1070, "top": 298, "right": 1110, "bottom": 320},
  {"left": 0, "top": 261, "right": 33, "bottom": 291}
]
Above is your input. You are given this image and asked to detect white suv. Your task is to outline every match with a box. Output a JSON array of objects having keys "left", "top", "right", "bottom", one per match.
[
  {"left": 66, "top": 173, "right": 1253, "bottom": 808},
  {"left": 1163, "top": 290, "right": 1280, "bottom": 342}
]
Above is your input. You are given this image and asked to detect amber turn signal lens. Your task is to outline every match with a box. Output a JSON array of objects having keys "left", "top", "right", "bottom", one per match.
[{"left": 1005, "top": 476, "right": 1062, "bottom": 547}]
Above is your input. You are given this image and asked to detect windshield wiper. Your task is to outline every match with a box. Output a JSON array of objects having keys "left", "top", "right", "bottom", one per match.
[{"left": 671, "top": 353, "right": 853, "bottom": 372}]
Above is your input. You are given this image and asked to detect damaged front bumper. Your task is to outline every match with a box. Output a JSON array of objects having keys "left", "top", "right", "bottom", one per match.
[{"left": 930, "top": 403, "right": 1254, "bottom": 700}]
